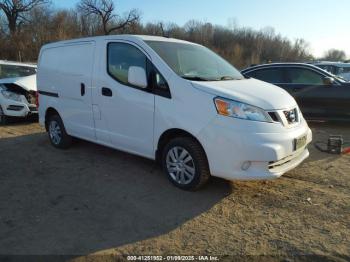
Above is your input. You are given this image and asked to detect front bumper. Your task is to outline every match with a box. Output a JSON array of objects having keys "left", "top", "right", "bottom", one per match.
[
  {"left": 0, "top": 96, "right": 37, "bottom": 117},
  {"left": 198, "top": 115, "right": 312, "bottom": 181}
]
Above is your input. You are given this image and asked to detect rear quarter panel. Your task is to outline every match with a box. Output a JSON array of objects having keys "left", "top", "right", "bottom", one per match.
[{"left": 37, "top": 42, "right": 96, "bottom": 139}]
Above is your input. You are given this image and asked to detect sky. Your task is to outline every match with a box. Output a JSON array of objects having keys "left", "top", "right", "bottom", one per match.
[{"left": 54, "top": 0, "right": 350, "bottom": 58}]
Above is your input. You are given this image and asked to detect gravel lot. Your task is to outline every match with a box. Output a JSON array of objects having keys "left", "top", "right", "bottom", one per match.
[{"left": 0, "top": 119, "right": 349, "bottom": 260}]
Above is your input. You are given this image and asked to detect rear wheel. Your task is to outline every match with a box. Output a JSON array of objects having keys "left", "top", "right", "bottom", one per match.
[
  {"left": 0, "top": 105, "right": 7, "bottom": 125},
  {"left": 162, "top": 137, "right": 210, "bottom": 191},
  {"left": 47, "top": 114, "right": 72, "bottom": 149}
]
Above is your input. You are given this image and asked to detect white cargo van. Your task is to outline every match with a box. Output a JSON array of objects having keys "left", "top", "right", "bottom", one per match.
[{"left": 37, "top": 35, "right": 312, "bottom": 190}]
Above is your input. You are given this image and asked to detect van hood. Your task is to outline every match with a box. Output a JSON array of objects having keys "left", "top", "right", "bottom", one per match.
[
  {"left": 0, "top": 74, "right": 37, "bottom": 92},
  {"left": 191, "top": 78, "right": 297, "bottom": 110}
]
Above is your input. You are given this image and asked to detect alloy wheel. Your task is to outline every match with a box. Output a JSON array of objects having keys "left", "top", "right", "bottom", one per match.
[
  {"left": 49, "top": 120, "right": 62, "bottom": 145},
  {"left": 166, "top": 146, "right": 196, "bottom": 185}
]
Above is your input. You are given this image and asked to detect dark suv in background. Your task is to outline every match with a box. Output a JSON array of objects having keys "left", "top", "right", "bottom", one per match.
[{"left": 241, "top": 63, "right": 350, "bottom": 121}]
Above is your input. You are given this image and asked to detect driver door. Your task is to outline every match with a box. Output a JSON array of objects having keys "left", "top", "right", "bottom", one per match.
[{"left": 92, "top": 41, "right": 155, "bottom": 158}]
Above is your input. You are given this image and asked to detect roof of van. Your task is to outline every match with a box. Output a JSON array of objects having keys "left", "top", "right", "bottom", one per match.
[
  {"left": 0, "top": 60, "right": 37, "bottom": 68},
  {"left": 41, "top": 35, "right": 196, "bottom": 48}
]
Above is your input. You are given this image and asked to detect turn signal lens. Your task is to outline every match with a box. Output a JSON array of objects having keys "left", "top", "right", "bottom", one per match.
[{"left": 214, "top": 99, "right": 230, "bottom": 116}]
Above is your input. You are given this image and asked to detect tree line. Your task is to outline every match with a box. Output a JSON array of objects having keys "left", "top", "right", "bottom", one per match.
[{"left": 0, "top": 0, "right": 347, "bottom": 68}]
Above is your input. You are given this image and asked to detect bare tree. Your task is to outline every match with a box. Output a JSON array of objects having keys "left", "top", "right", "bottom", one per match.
[
  {"left": 0, "top": 1, "right": 314, "bottom": 66},
  {"left": 144, "top": 22, "right": 167, "bottom": 37},
  {"left": 78, "top": 0, "right": 140, "bottom": 35},
  {"left": 323, "top": 49, "right": 347, "bottom": 62},
  {"left": 0, "top": 0, "right": 49, "bottom": 35}
]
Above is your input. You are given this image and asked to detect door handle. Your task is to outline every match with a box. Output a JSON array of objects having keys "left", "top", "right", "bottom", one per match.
[
  {"left": 102, "top": 87, "right": 112, "bottom": 97},
  {"left": 81, "top": 83, "right": 85, "bottom": 96}
]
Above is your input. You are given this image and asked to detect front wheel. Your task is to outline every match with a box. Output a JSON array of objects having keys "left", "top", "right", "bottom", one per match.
[
  {"left": 47, "top": 114, "right": 72, "bottom": 149},
  {"left": 162, "top": 137, "right": 210, "bottom": 191}
]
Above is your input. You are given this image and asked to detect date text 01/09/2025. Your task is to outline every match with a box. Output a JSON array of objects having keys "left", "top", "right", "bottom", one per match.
[{"left": 126, "top": 255, "right": 220, "bottom": 261}]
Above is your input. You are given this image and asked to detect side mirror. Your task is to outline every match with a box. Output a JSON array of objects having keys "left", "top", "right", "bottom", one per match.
[
  {"left": 128, "top": 66, "right": 148, "bottom": 88},
  {"left": 323, "top": 76, "right": 335, "bottom": 86}
]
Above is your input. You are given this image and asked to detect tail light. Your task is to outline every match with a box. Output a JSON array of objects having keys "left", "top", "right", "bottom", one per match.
[{"left": 35, "top": 91, "right": 39, "bottom": 108}]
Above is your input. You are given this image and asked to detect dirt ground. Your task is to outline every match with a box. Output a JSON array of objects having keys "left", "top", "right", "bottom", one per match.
[{"left": 0, "top": 119, "right": 349, "bottom": 261}]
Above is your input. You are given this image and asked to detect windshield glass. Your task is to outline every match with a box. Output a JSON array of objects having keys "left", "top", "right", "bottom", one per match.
[
  {"left": 146, "top": 41, "right": 244, "bottom": 81},
  {"left": 338, "top": 66, "right": 350, "bottom": 74},
  {"left": 329, "top": 72, "right": 348, "bottom": 83},
  {"left": 0, "top": 64, "right": 36, "bottom": 79},
  {"left": 318, "top": 66, "right": 347, "bottom": 83}
]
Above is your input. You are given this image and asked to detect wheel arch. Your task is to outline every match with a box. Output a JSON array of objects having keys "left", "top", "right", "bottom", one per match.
[
  {"left": 156, "top": 128, "right": 208, "bottom": 164},
  {"left": 44, "top": 107, "right": 61, "bottom": 131}
]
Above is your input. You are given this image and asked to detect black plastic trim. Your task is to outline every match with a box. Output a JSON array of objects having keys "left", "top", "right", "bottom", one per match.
[
  {"left": 7, "top": 105, "right": 24, "bottom": 111},
  {"left": 38, "top": 91, "right": 59, "bottom": 97}
]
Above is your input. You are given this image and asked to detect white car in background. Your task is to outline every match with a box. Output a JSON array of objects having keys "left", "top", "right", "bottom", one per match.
[
  {"left": 0, "top": 61, "right": 38, "bottom": 124},
  {"left": 313, "top": 61, "right": 350, "bottom": 81}
]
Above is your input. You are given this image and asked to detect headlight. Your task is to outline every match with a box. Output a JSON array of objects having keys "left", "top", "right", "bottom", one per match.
[
  {"left": 1, "top": 90, "right": 22, "bottom": 102},
  {"left": 214, "top": 97, "right": 272, "bottom": 122}
]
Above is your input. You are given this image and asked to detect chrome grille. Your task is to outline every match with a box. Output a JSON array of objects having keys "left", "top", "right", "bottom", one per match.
[
  {"left": 283, "top": 108, "right": 298, "bottom": 124},
  {"left": 267, "top": 107, "right": 301, "bottom": 127}
]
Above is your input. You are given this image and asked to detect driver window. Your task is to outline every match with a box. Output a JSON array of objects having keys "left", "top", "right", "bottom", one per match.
[
  {"left": 286, "top": 68, "right": 324, "bottom": 85},
  {"left": 107, "top": 43, "right": 147, "bottom": 85},
  {"left": 253, "top": 68, "right": 284, "bottom": 83}
]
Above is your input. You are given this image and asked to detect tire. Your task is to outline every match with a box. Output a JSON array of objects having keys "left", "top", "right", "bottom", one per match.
[
  {"left": 162, "top": 137, "right": 210, "bottom": 191},
  {"left": 0, "top": 105, "right": 7, "bottom": 125},
  {"left": 47, "top": 114, "right": 72, "bottom": 149}
]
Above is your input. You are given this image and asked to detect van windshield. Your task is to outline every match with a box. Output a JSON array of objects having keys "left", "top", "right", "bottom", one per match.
[{"left": 145, "top": 41, "right": 244, "bottom": 81}]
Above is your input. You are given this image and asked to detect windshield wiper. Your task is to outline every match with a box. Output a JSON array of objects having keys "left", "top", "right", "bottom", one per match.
[
  {"left": 182, "top": 75, "right": 242, "bottom": 81},
  {"left": 219, "top": 76, "right": 235, "bottom": 80},
  {"left": 218, "top": 76, "right": 242, "bottom": 81},
  {"left": 181, "top": 76, "right": 213, "bottom": 81}
]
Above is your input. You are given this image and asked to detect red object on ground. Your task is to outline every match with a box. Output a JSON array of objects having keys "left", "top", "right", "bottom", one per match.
[
  {"left": 35, "top": 91, "right": 39, "bottom": 108},
  {"left": 343, "top": 147, "right": 350, "bottom": 154}
]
